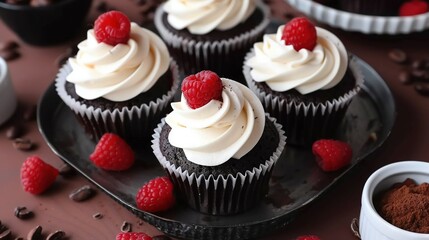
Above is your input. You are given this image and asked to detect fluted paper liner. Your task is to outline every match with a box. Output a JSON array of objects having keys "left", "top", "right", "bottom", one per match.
[
  {"left": 243, "top": 51, "right": 364, "bottom": 146},
  {"left": 154, "top": 2, "right": 270, "bottom": 80},
  {"left": 151, "top": 115, "right": 286, "bottom": 215},
  {"left": 55, "top": 59, "right": 180, "bottom": 143}
]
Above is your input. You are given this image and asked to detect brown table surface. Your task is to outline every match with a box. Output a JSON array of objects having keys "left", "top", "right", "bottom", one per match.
[{"left": 0, "top": 0, "right": 428, "bottom": 239}]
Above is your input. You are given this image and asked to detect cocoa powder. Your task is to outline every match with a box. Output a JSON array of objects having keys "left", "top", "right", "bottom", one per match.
[{"left": 375, "top": 178, "right": 429, "bottom": 233}]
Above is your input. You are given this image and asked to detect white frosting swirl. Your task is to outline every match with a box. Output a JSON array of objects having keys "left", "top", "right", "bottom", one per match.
[
  {"left": 66, "top": 23, "right": 170, "bottom": 102},
  {"left": 245, "top": 26, "right": 348, "bottom": 94},
  {"left": 165, "top": 79, "right": 265, "bottom": 166},
  {"left": 163, "top": 0, "right": 256, "bottom": 34}
]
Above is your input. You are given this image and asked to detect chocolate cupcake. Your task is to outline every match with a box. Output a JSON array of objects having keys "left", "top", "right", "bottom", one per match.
[
  {"left": 154, "top": 0, "right": 270, "bottom": 82},
  {"left": 55, "top": 11, "right": 180, "bottom": 145},
  {"left": 152, "top": 71, "right": 286, "bottom": 215},
  {"left": 243, "top": 17, "right": 364, "bottom": 147}
]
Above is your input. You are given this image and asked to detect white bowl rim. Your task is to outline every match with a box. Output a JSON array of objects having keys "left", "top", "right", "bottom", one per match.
[{"left": 362, "top": 160, "right": 429, "bottom": 239}]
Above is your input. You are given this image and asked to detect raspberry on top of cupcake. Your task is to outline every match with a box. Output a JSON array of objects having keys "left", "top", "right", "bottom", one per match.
[
  {"left": 245, "top": 17, "right": 348, "bottom": 95},
  {"left": 165, "top": 70, "right": 265, "bottom": 166},
  {"left": 66, "top": 10, "right": 171, "bottom": 102}
]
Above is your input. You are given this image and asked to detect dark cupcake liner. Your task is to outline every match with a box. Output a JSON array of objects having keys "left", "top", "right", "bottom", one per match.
[
  {"left": 243, "top": 52, "right": 364, "bottom": 147},
  {"left": 55, "top": 60, "right": 180, "bottom": 145},
  {"left": 154, "top": 2, "right": 270, "bottom": 81},
  {"left": 151, "top": 115, "right": 286, "bottom": 215}
]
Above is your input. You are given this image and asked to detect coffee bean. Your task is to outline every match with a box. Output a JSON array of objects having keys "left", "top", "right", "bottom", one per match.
[
  {"left": 412, "top": 59, "right": 424, "bottom": 70},
  {"left": 120, "top": 221, "right": 131, "bottom": 233},
  {"left": 27, "top": 225, "right": 42, "bottom": 240},
  {"left": 6, "top": 124, "right": 23, "bottom": 139},
  {"left": 92, "top": 212, "right": 103, "bottom": 220},
  {"left": 0, "top": 41, "right": 19, "bottom": 52},
  {"left": 0, "top": 229, "right": 11, "bottom": 239},
  {"left": 46, "top": 230, "right": 65, "bottom": 240},
  {"left": 59, "top": 163, "right": 76, "bottom": 178},
  {"left": 411, "top": 69, "right": 426, "bottom": 79},
  {"left": 152, "top": 235, "right": 173, "bottom": 240},
  {"left": 23, "top": 105, "right": 37, "bottom": 121},
  {"left": 388, "top": 49, "right": 407, "bottom": 64},
  {"left": 398, "top": 70, "right": 412, "bottom": 84},
  {"left": 12, "top": 138, "right": 34, "bottom": 151},
  {"left": 69, "top": 185, "right": 94, "bottom": 202},
  {"left": 14, "top": 206, "right": 34, "bottom": 220},
  {"left": 0, "top": 50, "right": 20, "bottom": 61},
  {"left": 414, "top": 83, "right": 429, "bottom": 96}
]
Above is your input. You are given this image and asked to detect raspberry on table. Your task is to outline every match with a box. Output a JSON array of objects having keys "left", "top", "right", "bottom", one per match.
[
  {"left": 399, "top": 0, "right": 429, "bottom": 16},
  {"left": 94, "top": 10, "right": 131, "bottom": 46},
  {"left": 312, "top": 139, "right": 353, "bottom": 172},
  {"left": 89, "top": 133, "right": 135, "bottom": 171},
  {"left": 281, "top": 17, "right": 317, "bottom": 52},
  {"left": 136, "top": 176, "right": 175, "bottom": 213},
  {"left": 20, "top": 156, "right": 59, "bottom": 195},
  {"left": 116, "top": 232, "right": 153, "bottom": 240},
  {"left": 181, "top": 70, "right": 223, "bottom": 109}
]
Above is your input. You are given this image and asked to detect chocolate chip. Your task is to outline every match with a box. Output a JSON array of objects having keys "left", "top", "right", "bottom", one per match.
[
  {"left": 152, "top": 235, "right": 173, "bottom": 240},
  {"left": 0, "top": 41, "right": 19, "bottom": 52},
  {"left": 0, "top": 50, "right": 20, "bottom": 61},
  {"left": 398, "top": 70, "right": 412, "bottom": 84},
  {"left": 69, "top": 185, "right": 95, "bottom": 202},
  {"left": 12, "top": 138, "right": 34, "bottom": 151},
  {"left": 27, "top": 225, "right": 42, "bottom": 240},
  {"left": 120, "top": 221, "right": 131, "bottom": 233},
  {"left": 14, "top": 206, "right": 34, "bottom": 220},
  {"left": 0, "top": 229, "right": 11, "bottom": 240},
  {"left": 414, "top": 83, "right": 429, "bottom": 96},
  {"left": 92, "top": 212, "right": 103, "bottom": 220},
  {"left": 46, "top": 230, "right": 65, "bottom": 240},
  {"left": 388, "top": 49, "right": 407, "bottom": 64},
  {"left": 59, "top": 163, "right": 76, "bottom": 178},
  {"left": 6, "top": 124, "right": 24, "bottom": 139}
]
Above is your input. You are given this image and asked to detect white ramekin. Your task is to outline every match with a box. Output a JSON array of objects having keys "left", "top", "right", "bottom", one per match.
[
  {"left": 0, "top": 57, "right": 16, "bottom": 126},
  {"left": 359, "top": 161, "right": 429, "bottom": 240}
]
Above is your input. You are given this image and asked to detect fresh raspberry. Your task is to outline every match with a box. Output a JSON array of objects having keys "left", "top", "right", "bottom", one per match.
[
  {"left": 20, "top": 156, "right": 59, "bottom": 195},
  {"left": 136, "top": 176, "right": 175, "bottom": 213},
  {"left": 399, "top": 0, "right": 429, "bottom": 16},
  {"left": 296, "top": 235, "right": 321, "bottom": 240},
  {"left": 89, "top": 133, "right": 135, "bottom": 171},
  {"left": 312, "top": 139, "right": 353, "bottom": 172},
  {"left": 281, "top": 17, "right": 317, "bottom": 51},
  {"left": 116, "top": 232, "right": 153, "bottom": 240},
  {"left": 94, "top": 10, "right": 131, "bottom": 46},
  {"left": 181, "top": 70, "right": 223, "bottom": 109}
]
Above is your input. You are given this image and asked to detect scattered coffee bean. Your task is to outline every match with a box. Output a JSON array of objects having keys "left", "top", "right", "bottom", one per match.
[
  {"left": 12, "top": 138, "right": 34, "bottom": 151},
  {"left": 69, "top": 185, "right": 94, "bottom": 202},
  {"left": 120, "top": 221, "right": 132, "bottom": 233},
  {"left": 411, "top": 69, "right": 426, "bottom": 79},
  {"left": 92, "top": 212, "right": 103, "bottom": 220},
  {"left": 58, "top": 163, "right": 76, "bottom": 178},
  {"left": 152, "top": 235, "right": 173, "bottom": 240},
  {"left": 414, "top": 83, "right": 429, "bottom": 96},
  {"left": 14, "top": 206, "right": 34, "bottom": 220},
  {"left": 0, "top": 41, "right": 19, "bottom": 52},
  {"left": 412, "top": 59, "right": 424, "bottom": 70},
  {"left": 6, "top": 124, "right": 24, "bottom": 139},
  {"left": 398, "top": 70, "right": 412, "bottom": 84},
  {"left": 0, "top": 50, "right": 20, "bottom": 61},
  {"left": 388, "top": 48, "right": 407, "bottom": 64},
  {"left": 23, "top": 105, "right": 37, "bottom": 121},
  {"left": 46, "top": 230, "right": 65, "bottom": 240},
  {"left": 27, "top": 225, "right": 42, "bottom": 240},
  {"left": 0, "top": 229, "right": 11, "bottom": 240}
]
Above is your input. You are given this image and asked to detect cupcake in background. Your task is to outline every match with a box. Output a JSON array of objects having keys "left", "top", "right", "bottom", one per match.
[
  {"left": 152, "top": 70, "right": 286, "bottom": 215},
  {"left": 243, "top": 17, "right": 363, "bottom": 147},
  {"left": 154, "top": 0, "right": 270, "bottom": 82},
  {"left": 55, "top": 11, "right": 180, "bottom": 145}
]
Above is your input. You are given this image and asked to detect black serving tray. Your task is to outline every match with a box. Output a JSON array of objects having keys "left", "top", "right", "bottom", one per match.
[{"left": 37, "top": 56, "right": 395, "bottom": 240}]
